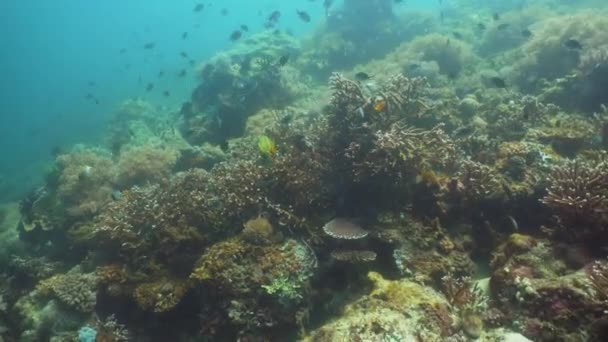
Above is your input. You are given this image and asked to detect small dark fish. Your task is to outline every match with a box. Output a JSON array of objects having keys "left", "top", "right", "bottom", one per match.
[
  {"left": 163, "top": 90, "right": 170, "bottom": 97},
  {"left": 193, "top": 3, "right": 204, "bottom": 12},
  {"left": 182, "top": 32, "right": 188, "bottom": 39},
  {"left": 440, "top": 11, "right": 444, "bottom": 24},
  {"left": 521, "top": 29, "right": 532, "bottom": 38},
  {"left": 220, "top": 8, "right": 229, "bottom": 16},
  {"left": 143, "top": 42, "right": 155, "bottom": 49},
  {"left": 85, "top": 93, "right": 95, "bottom": 100},
  {"left": 158, "top": 70, "right": 164, "bottom": 78},
  {"left": 452, "top": 125, "right": 476, "bottom": 138},
  {"left": 489, "top": 76, "right": 507, "bottom": 88},
  {"left": 497, "top": 23, "right": 510, "bottom": 31},
  {"left": 119, "top": 48, "right": 127, "bottom": 54},
  {"left": 111, "top": 190, "right": 123, "bottom": 201},
  {"left": 178, "top": 69, "right": 187, "bottom": 77},
  {"left": 354, "top": 72, "right": 371, "bottom": 81},
  {"left": 229, "top": 30, "right": 242, "bottom": 41},
  {"left": 407, "top": 63, "right": 421, "bottom": 71},
  {"left": 219, "top": 140, "right": 229, "bottom": 152},
  {"left": 268, "top": 10, "right": 281, "bottom": 23},
  {"left": 50, "top": 145, "right": 63, "bottom": 157},
  {"left": 189, "top": 60, "right": 196, "bottom": 67},
  {"left": 277, "top": 55, "right": 289, "bottom": 67},
  {"left": 240, "top": 25, "right": 249, "bottom": 32},
  {"left": 477, "top": 23, "right": 486, "bottom": 31},
  {"left": 452, "top": 31, "right": 463, "bottom": 39},
  {"left": 394, "top": 0, "right": 404, "bottom": 3},
  {"left": 146, "top": 83, "right": 154, "bottom": 91},
  {"left": 563, "top": 38, "right": 583, "bottom": 50},
  {"left": 493, "top": 13, "right": 500, "bottom": 21},
  {"left": 180, "top": 51, "right": 189, "bottom": 58},
  {"left": 88, "top": 81, "right": 95, "bottom": 86},
  {"left": 296, "top": 10, "right": 311, "bottom": 23}
]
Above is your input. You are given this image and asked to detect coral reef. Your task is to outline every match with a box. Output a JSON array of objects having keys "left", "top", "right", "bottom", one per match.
[
  {"left": 5, "top": 2, "right": 608, "bottom": 340},
  {"left": 541, "top": 158, "right": 608, "bottom": 238}
]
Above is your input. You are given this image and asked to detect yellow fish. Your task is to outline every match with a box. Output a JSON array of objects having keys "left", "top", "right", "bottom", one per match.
[
  {"left": 258, "top": 135, "right": 277, "bottom": 157},
  {"left": 374, "top": 100, "right": 386, "bottom": 112}
]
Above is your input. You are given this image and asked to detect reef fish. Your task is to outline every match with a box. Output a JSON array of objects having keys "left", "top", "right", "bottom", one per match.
[
  {"left": 296, "top": 10, "right": 311, "bottom": 23},
  {"left": 489, "top": 76, "right": 507, "bottom": 88},
  {"left": 193, "top": 3, "right": 204, "bottom": 12},
  {"left": 230, "top": 30, "right": 242, "bottom": 41},
  {"left": 265, "top": 10, "right": 281, "bottom": 27},
  {"left": 374, "top": 100, "right": 386, "bottom": 112},
  {"left": 143, "top": 42, "right": 155, "bottom": 49},
  {"left": 355, "top": 72, "right": 371, "bottom": 81},
  {"left": 563, "top": 38, "right": 583, "bottom": 50},
  {"left": 277, "top": 55, "right": 289, "bottom": 67}
]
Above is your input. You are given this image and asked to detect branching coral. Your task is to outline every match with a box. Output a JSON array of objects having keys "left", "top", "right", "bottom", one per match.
[
  {"left": 454, "top": 159, "right": 505, "bottom": 204},
  {"left": 133, "top": 278, "right": 192, "bottom": 313},
  {"left": 589, "top": 260, "right": 608, "bottom": 313},
  {"left": 329, "top": 72, "right": 427, "bottom": 123},
  {"left": 329, "top": 73, "right": 367, "bottom": 113},
  {"left": 441, "top": 273, "right": 488, "bottom": 338},
  {"left": 541, "top": 159, "right": 608, "bottom": 233},
  {"left": 347, "top": 123, "right": 457, "bottom": 183},
  {"left": 36, "top": 267, "right": 97, "bottom": 312}
]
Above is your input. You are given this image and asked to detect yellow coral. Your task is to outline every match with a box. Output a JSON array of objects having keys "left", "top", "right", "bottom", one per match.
[
  {"left": 190, "top": 238, "right": 247, "bottom": 281},
  {"left": 368, "top": 271, "right": 440, "bottom": 309},
  {"left": 133, "top": 278, "right": 192, "bottom": 313}
]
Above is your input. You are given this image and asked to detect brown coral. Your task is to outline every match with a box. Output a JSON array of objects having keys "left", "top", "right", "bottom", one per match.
[
  {"left": 36, "top": 267, "right": 97, "bottom": 312},
  {"left": 541, "top": 159, "right": 608, "bottom": 233},
  {"left": 116, "top": 145, "right": 178, "bottom": 188}
]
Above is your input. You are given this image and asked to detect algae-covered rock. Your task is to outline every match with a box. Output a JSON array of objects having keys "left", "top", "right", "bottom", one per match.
[{"left": 305, "top": 272, "right": 453, "bottom": 341}]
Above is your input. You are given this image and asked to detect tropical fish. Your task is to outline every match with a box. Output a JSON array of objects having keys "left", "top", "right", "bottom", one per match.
[
  {"left": 220, "top": 8, "right": 229, "bottom": 16},
  {"left": 521, "top": 29, "right": 532, "bottom": 38},
  {"left": 258, "top": 135, "right": 278, "bottom": 157},
  {"left": 354, "top": 72, "right": 371, "bottom": 81},
  {"left": 296, "top": 10, "right": 311, "bottom": 23},
  {"left": 266, "top": 10, "right": 281, "bottom": 27},
  {"left": 182, "top": 32, "right": 188, "bottom": 39},
  {"left": 193, "top": 3, "right": 204, "bottom": 12},
  {"left": 497, "top": 23, "right": 510, "bottom": 31},
  {"left": 374, "top": 100, "right": 386, "bottom": 112},
  {"left": 277, "top": 55, "right": 289, "bottom": 67},
  {"left": 146, "top": 83, "right": 154, "bottom": 91},
  {"left": 489, "top": 76, "right": 507, "bottom": 88},
  {"left": 230, "top": 30, "right": 242, "bottom": 41},
  {"left": 143, "top": 42, "right": 155, "bottom": 49},
  {"left": 563, "top": 38, "right": 583, "bottom": 50},
  {"left": 240, "top": 25, "right": 249, "bottom": 32}
]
